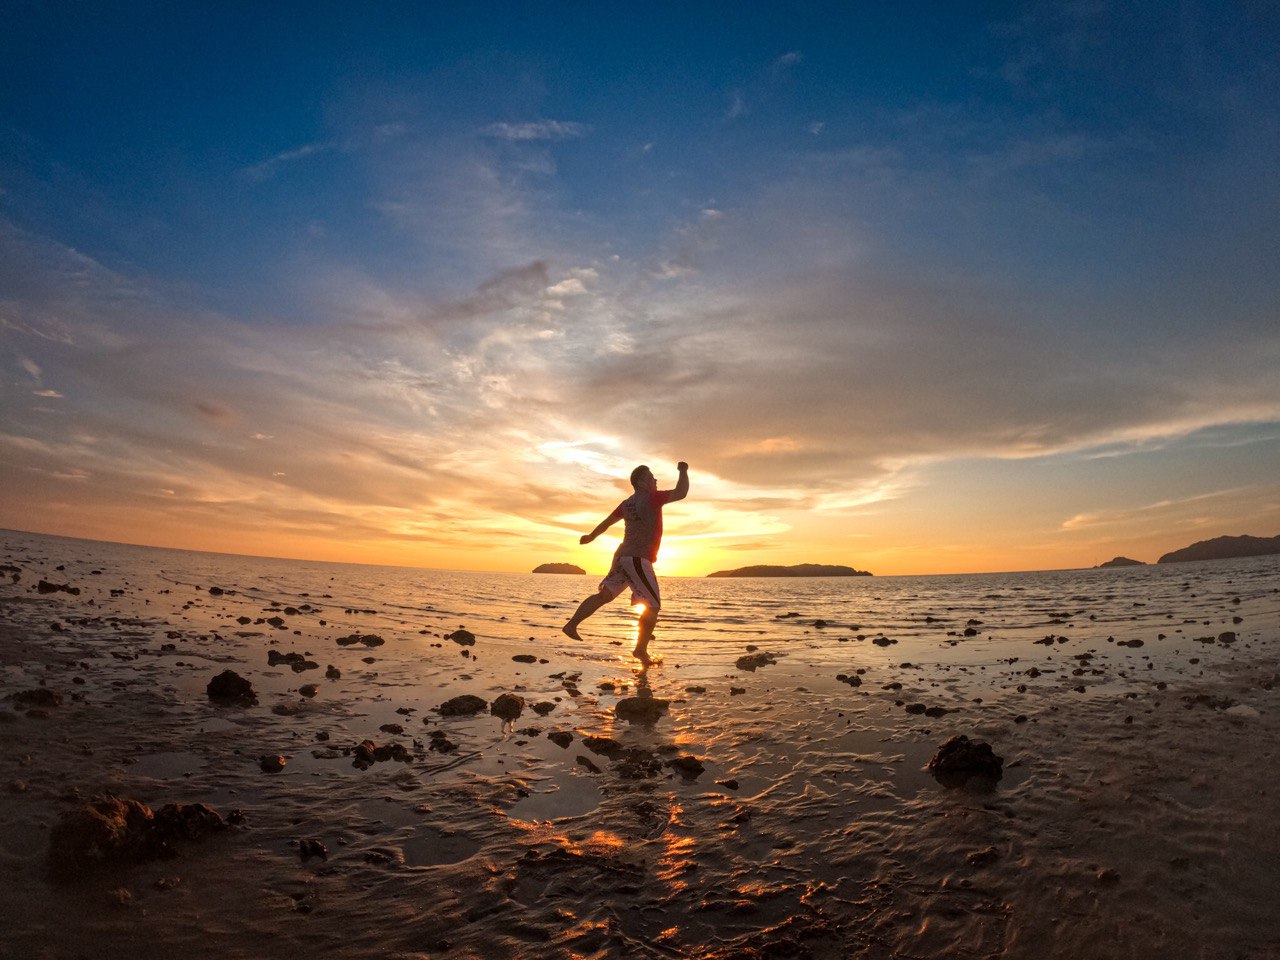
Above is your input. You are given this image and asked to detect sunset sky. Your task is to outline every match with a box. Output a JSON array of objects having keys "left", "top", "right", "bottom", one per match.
[{"left": 2, "top": 3, "right": 1278, "bottom": 577}]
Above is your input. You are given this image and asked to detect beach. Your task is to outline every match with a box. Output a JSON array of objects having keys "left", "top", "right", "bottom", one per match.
[{"left": 1, "top": 528, "right": 1277, "bottom": 960}]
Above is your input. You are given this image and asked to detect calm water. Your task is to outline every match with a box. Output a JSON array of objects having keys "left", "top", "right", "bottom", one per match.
[{"left": 5, "top": 528, "right": 1278, "bottom": 665}]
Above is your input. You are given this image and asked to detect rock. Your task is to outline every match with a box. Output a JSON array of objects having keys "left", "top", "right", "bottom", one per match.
[
  {"left": 298, "top": 684, "right": 319, "bottom": 698},
  {"left": 299, "top": 839, "right": 327, "bottom": 861},
  {"left": 446, "top": 629, "right": 476, "bottom": 646},
  {"left": 437, "top": 694, "right": 487, "bottom": 716},
  {"left": 735, "top": 652, "right": 779, "bottom": 671},
  {"left": 325, "top": 665, "right": 341, "bottom": 680},
  {"left": 206, "top": 670, "right": 257, "bottom": 706},
  {"left": 259, "top": 755, "right": 286, "bottom": 773},
  {"left": 379, "top": 723, "right": 405, "bottom": 735},
  {"left": 1217, "top": 631, "right": 1237, "bottom": 644},
  {"left": 13, "top": 688, "right": 63, "bottom": 709},
  {"left": 835, "top": 674, "right": 862, "bottom": 687},
  {"left": 547, "top": 731, "right": 574, "bottom": 749},
  {"left": 927, "top": 735, "right": 1004, "bottom": 786},
  {"left": 512, "top": 654, "right": 538, "bottom": 663},
  {"left": 335, "top": 633, "right": 384, "bottom": 647},
  {"left": 667, "top": 755, "right": 705, "bottom": 778},
  {"left": 37, "top": 580, "right": 81, "bottom": 596},
  {"left": 208, "top": 586, "right": 224, "bottom": 596},
  {"left": 267, "top": 650, "right": 318, "bottom": 671},
  {"left": 47, "top": 795, "right": 229, "bottom": 880},
  {"left": 904, "top": 703, "right": 927, "bottom": 715},
  {"left": 968, "top": 846, "right": 1000, "bottom": 866},
  {"left": 532, "top": 701, "right": 556, "bottom": 716},
  {"left": 615, "top": 696, "right": 670, "bottom": 724},
  {"left": 427, "top": 731, "right": 457, "bottom": 753},
  {"left": 490, "top": 694, "right": 526, "bottom": 721},
  {"left": 583, "top": 735, "right": 625, "bottom": 759},
  {"left": 872, "top": 637, "right": 896, "bottom": 647}
]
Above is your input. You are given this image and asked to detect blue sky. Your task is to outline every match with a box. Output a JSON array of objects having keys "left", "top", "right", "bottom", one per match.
[{"left": 2, "top": 2, "right": 1278, "bottom": 573}]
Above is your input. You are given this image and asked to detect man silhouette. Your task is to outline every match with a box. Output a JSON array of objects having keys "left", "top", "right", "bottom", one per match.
[{"left": 562, "top": 461, "right": 689, "bottom": 665}]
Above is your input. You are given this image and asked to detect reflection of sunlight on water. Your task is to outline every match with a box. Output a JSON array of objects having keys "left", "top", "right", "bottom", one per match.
[
  {"left": 565, "top": 829, "right": 627, "bottom": 857},
  {"left": 656, "top": 833, "right": 698, "bottom": 892}
]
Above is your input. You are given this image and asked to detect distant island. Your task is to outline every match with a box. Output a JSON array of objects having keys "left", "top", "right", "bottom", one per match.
[
  {"left": 1157, "top": 534, "right": 1280, "bottom": 564},
  {"left": 707, "top": 563, "right": 872, "bottom": 578},
  {"left": 1096, "top": 556, "right": 1145, "bottom": 568},
  {"left": 531, "top": 563, "right": 586, "bottom": 574}
]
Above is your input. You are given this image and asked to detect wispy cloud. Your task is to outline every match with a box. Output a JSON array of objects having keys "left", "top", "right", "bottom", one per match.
[
  {"left": 479, "top": 120, "right": 588, "bottom": 141},
  {"left": 239, "top": 141, "right": 336, "bottom": 182}
]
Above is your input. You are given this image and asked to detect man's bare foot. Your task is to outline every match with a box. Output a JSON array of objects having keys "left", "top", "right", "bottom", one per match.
[
  {"left": 632, "top": 646, "right": 653, "bottom": 666},
  {"left": 562, "top": 622, "right": 583, "bottom": 641}
]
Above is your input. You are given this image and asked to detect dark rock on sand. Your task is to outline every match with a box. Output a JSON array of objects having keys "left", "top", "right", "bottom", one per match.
[
  {"left": 259, "top": 755, "right": 286, "bottom": 773},
  {"left": 615, "top": 696, "right": 670, "bottom": 724},
  {"left": 13, "top": 688, "right": 63, "bottom": 709},
  {"left": 206, "top": 670, "right": 257, "bottom": 706},
  {"left": 667, "top": 755, "right": 705, "bottom": 778},
  {"left": 735, "top": 652, "right": 779, "bottom": 671},
  {"left": 299, "top": 839, "right": 327, "bottom": 861},
  {"left": 547, "top": 731, "right": 574, "bottom": 748},
  {"left": 447, "top": 629, "right": 476, "bottom": 646},
  {"left": 491, "top": 694, "right": 525, "bottom": 721},
  {"left": 267, "top": 650, "right": 318, "bottom": 671},
  {"left": 48, "top": 795, "right": 229, "bottom": 880},
  {"left": 298, "top": 684, "right": 319, "bottom": 698},
  {"left": 835, "top": 673, "right": 862, "bottom": 686},
  {"left": 927, "top": 735, "right": 1004, "bottom": 786},
  {"left": 37, "top": 580, "right": 81, "bottom": 596},
  {"left": 512, "top": 654, "right": 538, "bottom": 663},
  {"left": 532, "top": 563, "right": 586, "bottom": 574},
  {"left": 325, "top": 665, "right": 341, "bottom": 680},
  {"left": 532, "top": 701, "right": 556, "bottom": 716},
  {"left": 438, "top": 694, "right": 488, "bottom": 716},
  {"left": 335, "top": 633, "right": 384, "bottom": 648}
]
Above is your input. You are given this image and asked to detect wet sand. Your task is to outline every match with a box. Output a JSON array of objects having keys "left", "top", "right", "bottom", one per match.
[{"left": 1, "top": 532, "right": 1278, "bottom": 959}]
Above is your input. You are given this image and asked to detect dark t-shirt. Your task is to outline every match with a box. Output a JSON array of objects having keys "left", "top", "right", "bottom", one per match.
[{"left": 611, "top": 490, "right": 673, "bottom": 562}]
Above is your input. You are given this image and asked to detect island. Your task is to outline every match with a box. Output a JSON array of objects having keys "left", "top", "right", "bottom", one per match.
[
  {"left": 707, "top": 563, "right": 872, "bottom": 578},
  {"left": 1157, "top": 534, "right": 1280, "bottom": 564},
  {"left": 1096, "top": 557, "right": 1145, "bottom": 568},
  {"left": 532, "top": 563, "right": 586, "bottom": 574}
]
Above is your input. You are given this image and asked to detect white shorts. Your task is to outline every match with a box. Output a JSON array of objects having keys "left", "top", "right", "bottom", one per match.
[{"left": 599, "top": 555, "right": 661, "bottom": 609}]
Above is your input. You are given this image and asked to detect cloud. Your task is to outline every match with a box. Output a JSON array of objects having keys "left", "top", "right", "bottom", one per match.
[
  {"left": 773, "top": 50, "right": 804, "bottom": 72},
  {"left": 725, "top": 90, "right": 747, "bottom": 120},
  {"left": 239, "top": 141, "right": 336, "bottom": 182},
  {"left": 479, "top": 120, "right": 588, "bottom": 141}
]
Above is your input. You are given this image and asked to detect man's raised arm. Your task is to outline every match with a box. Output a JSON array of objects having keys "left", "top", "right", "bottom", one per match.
[
  {"left": 580, "top": 506, "right": 623, "bottom": 545},
  {"left": 665, "top": 461, "right": 690, "bottom": 502}
]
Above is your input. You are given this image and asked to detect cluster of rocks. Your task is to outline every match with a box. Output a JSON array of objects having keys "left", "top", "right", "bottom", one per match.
[
  {"left": 47, "top": 795, "right": 240, "bottom": 881},
  {"left": 335, "top": 634, "right": 384, "bottom": 648},
  {"left": 267, "top": 650, "right": 318, "bottom": 672}
]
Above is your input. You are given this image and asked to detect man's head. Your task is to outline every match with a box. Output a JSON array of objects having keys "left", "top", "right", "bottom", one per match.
[{"left": 630, "top": 464, "right": 655, "bottom": 492}]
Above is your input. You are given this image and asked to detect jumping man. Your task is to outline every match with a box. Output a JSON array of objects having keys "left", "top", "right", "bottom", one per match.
[{"left": 562, "top": 461, "right": 689, "bottom": 665}]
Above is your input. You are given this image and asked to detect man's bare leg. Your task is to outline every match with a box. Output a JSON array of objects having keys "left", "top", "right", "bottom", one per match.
[
  {"left": 632, "top": 605, "right": 658, "bottom": 665},
  {"left": 563, "top": 589, "right": 611, "bottom": 640}
]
